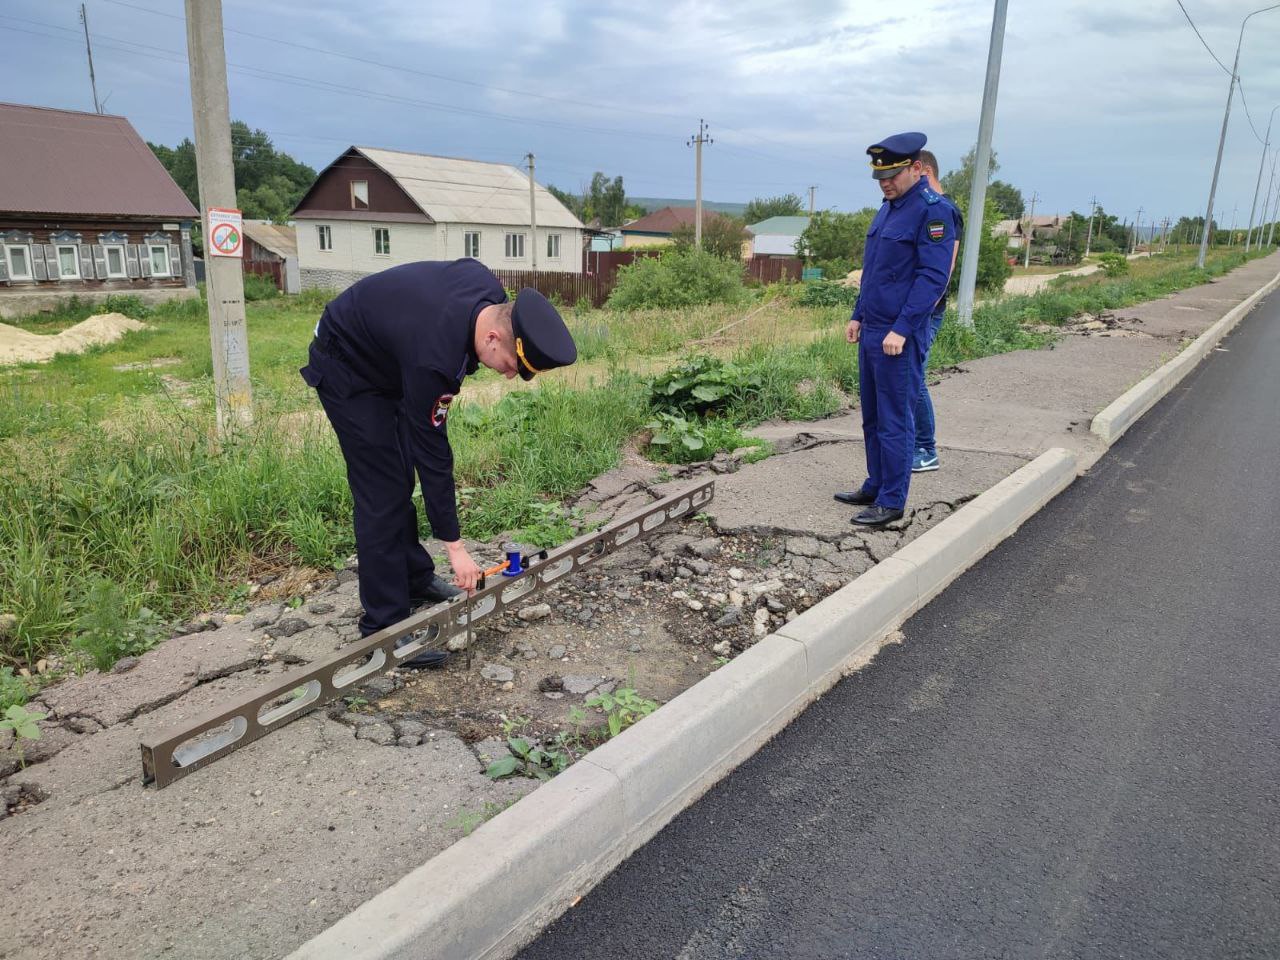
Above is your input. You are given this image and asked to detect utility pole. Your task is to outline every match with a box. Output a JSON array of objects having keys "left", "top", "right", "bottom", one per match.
[
  {"left": 1258, "top": 150, "right": 1278, "bottom": 248},
  {"left": 687, "top": 119, "right": 712, "bottom": 248},
  {"left": 1022, "top": 191, "right": 1039, "bottom": 268},
  {"left": 957, "top": 0, "right": 1008, "bottom": 328},
  {"left": 1269, "top": 178, "right": 1280, "bottom": 244},
  {"left": 1131, "top": 207, "right": 1143, "bottom": 254},
  {"left": 1229, "top": 204, "right": 1238, "bottom": 246},
  {"left": 79, "top": 3, "right": 101, "bottom": 114},
  {"left": 808, "top": 185, "right": 817, "bottom": 216},
  {"left": 1197, "top": 5, "right": 1280, "bottom": 268},
  {"left": 527, "top": 152, "right": 538, "bottom": 270},
  {"left": 1084, "top": 195, "right": 1097, "bottom": 257},
  {"left": 184, "top": 0, "right": 252, "bottom": 433},
  {"left": 1247, "top": 106, "right": 1280, "bottom": 250}
]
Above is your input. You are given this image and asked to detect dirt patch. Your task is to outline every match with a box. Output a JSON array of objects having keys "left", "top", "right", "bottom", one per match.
[{"left": 0, "top": 312, "right": 146, "bottom": 364}]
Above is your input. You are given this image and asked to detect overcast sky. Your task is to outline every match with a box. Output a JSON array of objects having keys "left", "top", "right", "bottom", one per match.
[{"left": 7, "top": 0, "right": 1280, "bottom": 228}]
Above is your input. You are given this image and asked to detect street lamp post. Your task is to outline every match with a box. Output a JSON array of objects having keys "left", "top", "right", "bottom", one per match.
[
  {"left": 1197, "top": 3, "right": 1280, "bottom": 268},
  {"left": 1257, "top": 147, "right": 1280, "bottom": 248},
  {"left": 1245, "top": 105, "right": 1280, "bottom": 250}
]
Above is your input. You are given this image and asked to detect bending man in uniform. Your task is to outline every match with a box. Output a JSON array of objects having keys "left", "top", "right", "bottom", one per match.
[
  {"left": 835, "top": 132, "right": 954, "bottom": 527},
  {"left": 301, "top": 259, "right": 577, "bottom": 667}
]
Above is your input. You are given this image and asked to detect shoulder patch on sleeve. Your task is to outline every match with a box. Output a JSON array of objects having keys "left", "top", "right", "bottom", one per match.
[
  {"left": 431, "top": 393, "right": 455, "bottom": 427},
  {"left": 927, "top": 220, "right": 947, "bottom": 242}
]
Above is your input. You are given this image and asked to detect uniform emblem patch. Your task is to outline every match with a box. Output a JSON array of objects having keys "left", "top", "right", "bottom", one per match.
[
  {"left": 431, "top": 393, "right": 455, "bottom": 427},
  {"left": 927, "top": 220, "right": 946, "bottom": 242}
]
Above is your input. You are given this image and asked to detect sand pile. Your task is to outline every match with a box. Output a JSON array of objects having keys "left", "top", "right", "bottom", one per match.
[{"left": 0, "top": 313, "right": 147, "bottom": 364}]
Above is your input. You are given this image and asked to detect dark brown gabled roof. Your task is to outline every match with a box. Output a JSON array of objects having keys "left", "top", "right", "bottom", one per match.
[
  {"left": 620, "top": 206, "right": 730, "bottom": 235},
  {"left": 0, "top": 102, "right": 198, "bottom": 219}
]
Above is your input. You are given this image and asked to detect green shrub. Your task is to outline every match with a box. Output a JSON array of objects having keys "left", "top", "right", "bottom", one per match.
[
  {"left": 71, "top": 577, "right": 166, "bottom": 672},
  {"left": 1097, "top": 253, "right": 1129, "bottom": 277},
  {"left": 798, "top": 279, "right": 858, "bottom": 308},
  {"left": 607, "top": 248, "right": 745, "bottom": 310},
  {"left": 0, "top": 667, "right": 29, "bottom": 711},
  {"left": 102, "top": 294, "right": 151, "bottom": 318},
  {"left": 242, "top": 273, "right": 280, "bottom": 301},
  {"left": 647, "top": 354, "right": 760, "bottom": 416}
]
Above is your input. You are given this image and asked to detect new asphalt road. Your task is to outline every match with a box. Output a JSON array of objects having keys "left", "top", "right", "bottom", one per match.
[{"left": 519, "top": 299, "right": 1280, "bottom": 960}]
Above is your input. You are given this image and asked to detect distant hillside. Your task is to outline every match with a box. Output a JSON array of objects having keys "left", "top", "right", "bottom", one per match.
[{"left": 630, "top": 197, "right": 748, "bottom": 218}]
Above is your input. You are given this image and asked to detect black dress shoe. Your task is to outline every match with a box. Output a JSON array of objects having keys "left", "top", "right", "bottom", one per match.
[
  {"left": 834, "top": 489, "right": 877, "bottom": 506},
  {"left": 394, "top": 634, "right": 450, "bottom": 670},
  {"left": 851, "top": 505, "right": 905, "bottom": 527},
  {"left": 410, "top": 574, "right": 463, "bottom": 606}
]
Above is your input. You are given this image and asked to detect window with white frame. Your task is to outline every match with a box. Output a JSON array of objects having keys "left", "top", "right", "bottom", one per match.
[
  {"left": 504, "top": 232, "right": 525, "bottom": 259},
  {"left": 56, "top": 244, "right": 80, "bottom": 280},
  {"left": 4, "top": 244, "right": 32, "bottom": 281},
  {"left": 148, "top": 244, "right": 171, "bottom": 277},
  {"left": 464, "top": 231, "right": 481, "bottom": 258},
  {"left": 546, "top": 233, "right": 561, "bottom": 259},
  {"left": 317, "top": 224, "right": 332, "bottom": 251},
  {"left": 351, "top": 180, "right": 369, "bottom": 210},
  {"left": 104, "top": 244, "right": 127, "bottom": 278},
  {"left": 373, "top": 227, "right": 391, "bottom": 256}
]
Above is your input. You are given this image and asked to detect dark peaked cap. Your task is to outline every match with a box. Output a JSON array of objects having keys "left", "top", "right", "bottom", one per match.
[
  {"left": 866, "top": 131, "right": 927, "bottom": 179},
  {"left": 511, "top": 288, "right": 577, "bottom": 381}
]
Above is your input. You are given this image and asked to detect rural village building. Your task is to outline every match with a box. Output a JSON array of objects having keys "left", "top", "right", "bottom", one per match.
[
  {"left": 242, "top": 220, "right": 300, "bottom": 294},
  {"left": 747, "top": 215, "right": 810, "bottom": 258},
  {"left": 0, "top": 102, "right": 198, "bottom": 318},
  {"left": 291, "top": 146, "right": 585, "bottom": 290},
  {"left": 619, "top": 206, "right": 736, "bottom": 249}
]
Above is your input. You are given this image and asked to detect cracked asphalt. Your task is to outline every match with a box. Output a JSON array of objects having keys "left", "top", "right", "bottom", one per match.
[{"left": 518, "top": 297, "right": 1280, "bottom": 959}]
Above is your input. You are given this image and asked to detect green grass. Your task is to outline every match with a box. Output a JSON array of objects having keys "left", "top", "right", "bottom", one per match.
[{"left": 0, "top": 247, "right": 1270, "bottom": 669}]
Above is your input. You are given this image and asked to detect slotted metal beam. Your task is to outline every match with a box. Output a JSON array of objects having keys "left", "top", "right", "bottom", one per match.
[{"left": 140, "top": 479, "right": 715, "bottom": 788}]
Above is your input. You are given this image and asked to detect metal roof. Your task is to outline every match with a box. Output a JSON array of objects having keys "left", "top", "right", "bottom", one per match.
[
  {"left": 621, "top": 206, "right": 733, "bottom": 235},
  {"left": 0, "top": 102, "right": 198, "bottom": 219},
  {"left": 354, "top": 147, "right": 583, "bottom": 229},
  {"left": 242, "top": 219, "right": 297, "bottom": 258},
  {"left": 747, "top": 215, "right": 810, "bottom": 236}
]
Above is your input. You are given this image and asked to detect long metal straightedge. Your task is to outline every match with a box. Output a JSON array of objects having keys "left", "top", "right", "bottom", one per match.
[{"left": 140, "top": 479, "right": 715, "bottom": 788}]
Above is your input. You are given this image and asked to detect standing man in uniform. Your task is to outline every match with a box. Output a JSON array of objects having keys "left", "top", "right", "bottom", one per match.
[
  {"left": 300, "top": 259, "right": 577, "bottom": 667},
  {"left": 911, "top": 149, "right": 963, "bottom": 474},
  {"left": 834, "top": 132, "right": 955, "bottom": 527}
]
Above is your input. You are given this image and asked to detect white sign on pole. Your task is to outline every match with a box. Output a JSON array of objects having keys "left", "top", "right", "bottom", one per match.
[{"left": 206, "top": 206, "right": 244, "bottom": 258}]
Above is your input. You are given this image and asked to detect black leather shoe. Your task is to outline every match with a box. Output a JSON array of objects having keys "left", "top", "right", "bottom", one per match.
[
  {"left": 410, "top": 574, "right": 463, "bottom": 606},
  {"left": 394, "top": 634, "right": 450, "bottom": 670},
  {"left": 851, "top": 505, "right": 905, "bottom": 527},
  {"left": 834, "top": 489, "right": 877, "bottom": 506}
]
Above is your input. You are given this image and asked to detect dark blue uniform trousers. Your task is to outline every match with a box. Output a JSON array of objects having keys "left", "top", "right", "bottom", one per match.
[
  {"left": 302, "top": 340, "right": 436, "bottom": 638},
  {"left": 858, "top": 328, "right": 925, "bottom": 510}
]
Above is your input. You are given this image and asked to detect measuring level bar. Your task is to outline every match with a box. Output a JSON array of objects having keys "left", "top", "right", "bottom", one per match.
[{"left": 140, "top": 479, "right": 714, "bottom": 789}]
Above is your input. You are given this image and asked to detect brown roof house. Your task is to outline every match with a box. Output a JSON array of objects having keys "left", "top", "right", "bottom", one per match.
[
  {"left": 292, "top": 146, "right": 584, "bottom": 290},
  {"left": 619, "top": 206, "right": 736, "bottom": 249},
  {"left": 242, "top": 220, "right": 299, "bottom": 294},
  {"left": 0, "top": 102, "right": 199, "bottom": 318}
]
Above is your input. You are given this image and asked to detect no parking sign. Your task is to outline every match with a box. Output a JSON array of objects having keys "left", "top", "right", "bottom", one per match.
[{"left": 206, "top": 207, "right": 243, "bottom": 258}]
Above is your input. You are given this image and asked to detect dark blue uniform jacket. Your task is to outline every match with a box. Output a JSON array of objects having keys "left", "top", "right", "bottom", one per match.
[
  {"left": 852, "top": 177, "right": 956, "bottom": 337},
  {"left": 315, "top": 259, "right": 506, "bottom": 543}
]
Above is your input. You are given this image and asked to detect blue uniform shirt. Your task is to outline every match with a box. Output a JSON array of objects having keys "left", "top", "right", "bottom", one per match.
[
  {"left": 316, "top": 259, "right": 507, "bottom": 542},
  {"left": 851, "top": 177, "right": 956, "bottom": 338},
  {"left": 932, "top": 195, "right": 964, "bottom": 318}
]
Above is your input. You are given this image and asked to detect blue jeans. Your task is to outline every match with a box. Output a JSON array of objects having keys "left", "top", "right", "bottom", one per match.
[{"left": 914, "top": 313, "right": 944, "bottom": 456}]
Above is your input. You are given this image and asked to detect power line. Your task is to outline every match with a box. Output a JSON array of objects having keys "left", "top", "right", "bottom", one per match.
[
  {"left": 1236, "top": 79, "right": 1269, "bottom": 145},
  {"left": 1174, "top": 0, "right": 1232, "bottom": 74}
]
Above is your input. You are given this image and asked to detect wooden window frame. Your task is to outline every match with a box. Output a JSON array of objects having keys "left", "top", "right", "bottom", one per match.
[
  {"left": 55, "top": 244, "right": 81, "bottom": 281},
  {"left": 351, "top": 181, "right": 369, "bottom": 210},
  {"left": 104, "top": 244, "right": 127, "bottom": 279},
  {"left": 148, "top": 244, "right": 171, "bottom": 277},
  {"left": 5, "top": 244, "right": 33, "bottom": 281}
]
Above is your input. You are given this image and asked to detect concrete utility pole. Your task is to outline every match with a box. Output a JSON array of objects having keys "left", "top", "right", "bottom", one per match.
[
  {"left": 1085, "top": 195, "right": 1098, "bottom": 257},
  {"left": 1198, "top": 4, "right": 1280, "bottom": 268},
  {"left": 1131, "top": 207, "right": 1144, "bottom": 254},
  {"left": 1259, "top": 149, "right": 1280, "bottom": 247},
  {"left": 808, "top": 185, "right": 817, "bottom": 215},
  {"left": 1268, "top": 177, "right": 1280, "bottom": 244},
  {"left": 1228, "top": 204, "right": 1238, "bottom": 246},
  {"left": 79, "top": 4, "right": 101, "bottom": 114},
  {"left": 687, "top": 119, "right": 712, "bottom": 248},
  {"left": 1246, "top": 108, "right": 1278, "bottom": 250},
  {"left": 957, "top": 0, "right": 1008, "bottom": 328},
  {"left": 1022, "top": 191, "right": 1039, "bottom": 268},
  {"left": 184, "top": 0, "right": 252, "bottom": 432},
  {"left": 527, "top": 152, "right": 537, "bottom": 270}
]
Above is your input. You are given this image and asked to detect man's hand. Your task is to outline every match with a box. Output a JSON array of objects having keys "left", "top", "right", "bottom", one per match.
[
  {"left": 881, "top": 331, "right": 906, "bottom": 356},
  {"left": 444, "top": 540, "right": 482, "bottom": 594},
  {"left": 846, "top": 319, "right": 861, "bottom": 344}
]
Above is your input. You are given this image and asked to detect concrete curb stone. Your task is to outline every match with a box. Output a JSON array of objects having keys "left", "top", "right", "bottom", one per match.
[{"left": 1091, "top": 264, "right": 1280, "bottom": 443}]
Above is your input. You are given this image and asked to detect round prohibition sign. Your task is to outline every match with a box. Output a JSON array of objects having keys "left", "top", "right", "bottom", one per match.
[{"left": 211, "top": 222, "right": 241, "bottom": 255}]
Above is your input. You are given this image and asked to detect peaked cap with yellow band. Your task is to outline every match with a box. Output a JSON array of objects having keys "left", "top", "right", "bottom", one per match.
[
  {"left": 511, "top": 288, "right": 577, "bottom": 381},
  {"left": 866, "top": 131, "right": 927, "bottom": 180}
]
